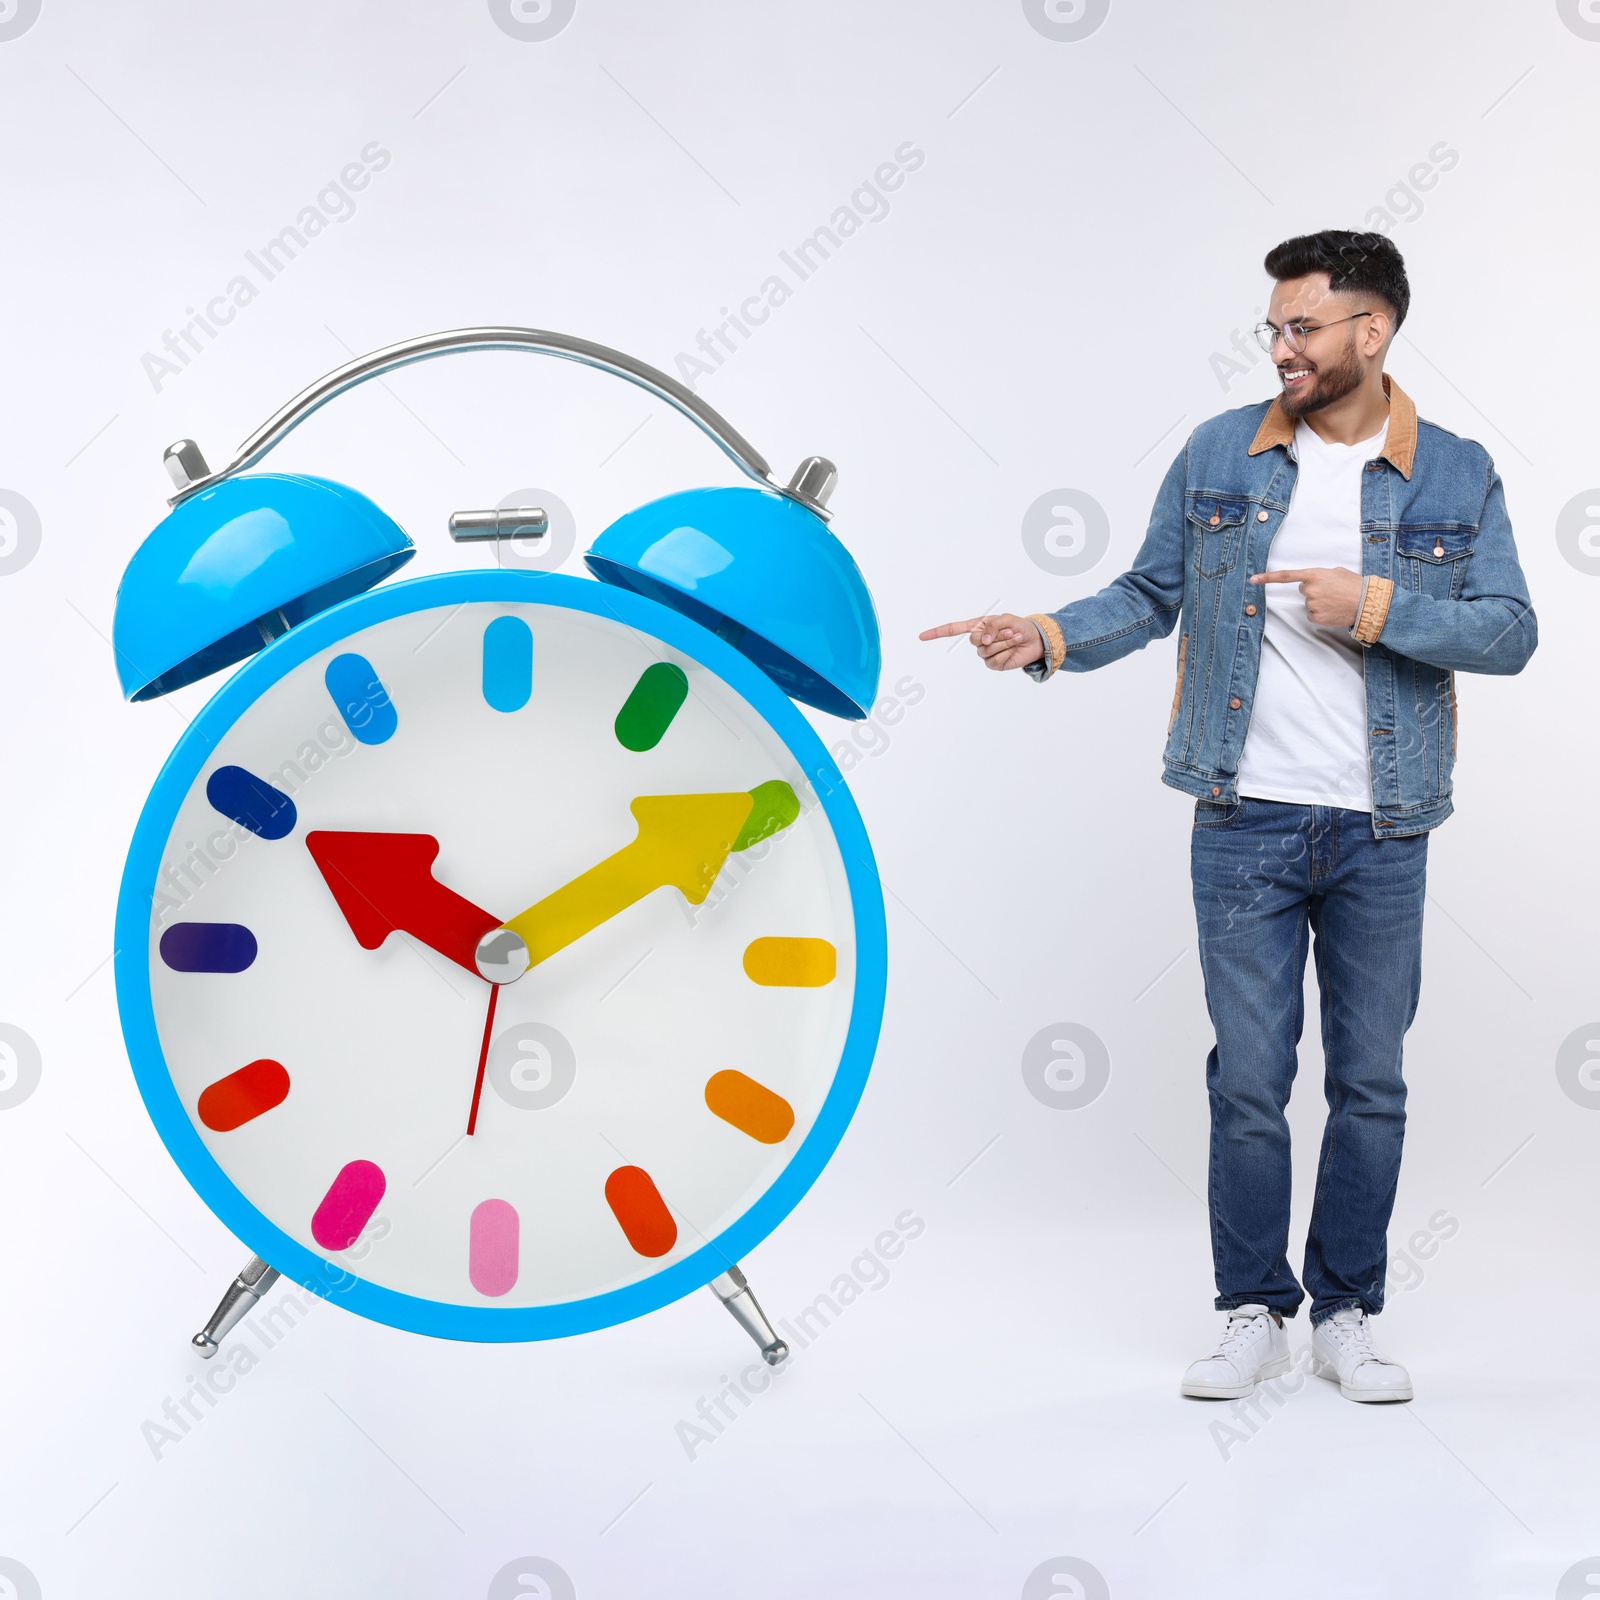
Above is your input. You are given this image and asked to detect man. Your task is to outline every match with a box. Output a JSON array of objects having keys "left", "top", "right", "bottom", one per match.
[{"left": 922, "top": 231, "right": 1535, "bottom": 1403}]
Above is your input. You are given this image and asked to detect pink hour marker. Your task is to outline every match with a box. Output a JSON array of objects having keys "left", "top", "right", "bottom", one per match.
[
  {"left": 311, "top": 1160, "right": 386, "bottom": 1251},
  {"left": 469, "top": 1199, "right": 520, "bottom": 1297}
]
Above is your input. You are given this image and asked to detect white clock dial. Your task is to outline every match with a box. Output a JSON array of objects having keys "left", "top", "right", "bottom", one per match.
[{"left": 143, "top": 595, "right": 858, "bottom": 1312}]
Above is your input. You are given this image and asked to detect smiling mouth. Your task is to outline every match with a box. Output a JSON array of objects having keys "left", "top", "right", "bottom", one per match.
[{"left": 1279, "top": 366, "right": 1314, "bottom": 388}]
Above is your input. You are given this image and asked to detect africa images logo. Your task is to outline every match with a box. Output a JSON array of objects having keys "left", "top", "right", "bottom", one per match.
[
  {"left": 488, "top": 0, "right": 575, "bottom": 42},
  {"left": 0, "top": 0, "right": 42, "bottom": 43},
  {"left": 1558, "top": 0, "right": 1600, "bottom": 41},
  {"left": 1556, "top": 490, "right": 1600, "bottom": 574},
  {"left": 0, "top": 490, "right": 41, "bottom": 577},
  {"left": 1022, "top": 491, "right": 1111, "bottom": 577},
  {"left": 1021, "top": 0, "right": 1110, "bottom": 42}
]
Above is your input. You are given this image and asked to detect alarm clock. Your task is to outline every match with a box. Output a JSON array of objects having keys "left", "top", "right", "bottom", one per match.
[{"left": 110, "top": 329, "right": 886, "bottom": 1359}]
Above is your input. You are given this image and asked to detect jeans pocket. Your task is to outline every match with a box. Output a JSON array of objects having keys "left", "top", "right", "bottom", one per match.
[{"left": 1193, "top": 798, "right": 1241, "bottom": 829}]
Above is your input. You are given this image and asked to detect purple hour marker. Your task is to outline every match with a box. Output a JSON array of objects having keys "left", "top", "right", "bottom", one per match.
[{"left": 159, "top": 922, "right": 258, "bottom": 973}]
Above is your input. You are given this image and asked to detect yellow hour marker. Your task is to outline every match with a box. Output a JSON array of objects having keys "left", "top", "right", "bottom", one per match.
[{"left": 743, "top": 936, "right": 836, "bottom": 987}]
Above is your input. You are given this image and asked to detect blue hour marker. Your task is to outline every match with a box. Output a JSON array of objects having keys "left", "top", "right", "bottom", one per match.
[
  {"left": 160, "top": 922, "right": 258, "bottom": 973},
  {"left": 206, "top": 766, "right": 297, "bottom": 839},
  {"left": 326, "top": 653, "right": 397, "bottom": 745},
  {"left": 482, "top": 616, "right": 533, "bottom": 713}
]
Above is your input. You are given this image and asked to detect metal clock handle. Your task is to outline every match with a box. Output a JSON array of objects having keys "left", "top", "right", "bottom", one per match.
[
  {"left": 710, "top": 1264, "right": 790, "bottom": 1366},
  {"left": 188, "top": 1250, "right": 790, "bottom": 1361},
  {"left": 192, "top": 1255, "right": 280, "bottom": 1357},
  {"left": 159, "top": 326, "right": 838, "bottom": 518},
  {"left": 188, "top": 1254, "right": 793, "bottom": 1356}
]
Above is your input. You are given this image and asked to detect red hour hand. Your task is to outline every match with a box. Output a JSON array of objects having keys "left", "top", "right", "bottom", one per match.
[{"left": 306, "top": 831, "right": 502, "bottom": 977}]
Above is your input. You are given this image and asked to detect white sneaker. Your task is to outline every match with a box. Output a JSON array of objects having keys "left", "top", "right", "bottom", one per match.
[
  {"left": 1309, "top": 1307, "right": 1413, "bottom": 1402},
  {"left": 1181, "top": 1304, "right": 1290, "bottom": 1399}
]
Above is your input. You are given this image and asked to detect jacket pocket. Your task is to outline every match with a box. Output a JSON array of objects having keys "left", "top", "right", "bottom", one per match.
[
  {"left": 1186, "top": 495, "right": 1248, "bottom": 576},
  {"left": 1168, "top": 632, "right": 1188, "bottom": 734},
  {"left": 1397, "top": 523, "right": 1476, "bottom": 598}
]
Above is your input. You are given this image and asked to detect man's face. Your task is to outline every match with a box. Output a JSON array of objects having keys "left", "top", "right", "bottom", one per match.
[{"left": 1266, "top": 273, "right": 1369, "bottom": 418}]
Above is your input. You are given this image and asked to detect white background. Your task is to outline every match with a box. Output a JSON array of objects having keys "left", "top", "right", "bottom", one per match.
[{"left": 1, "top": 2, "right": 1597, "bottom": 1596}]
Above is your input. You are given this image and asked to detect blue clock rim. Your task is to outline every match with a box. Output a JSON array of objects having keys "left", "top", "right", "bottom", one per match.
[{"left": 115, "top": 569, "right": 887, "bottom": 1342}]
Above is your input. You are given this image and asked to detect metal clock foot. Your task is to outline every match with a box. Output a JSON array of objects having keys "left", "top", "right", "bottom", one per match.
[
  {"left": 192, "top": 1255, "right": 280, "bottom": 1358},
  {"left": 709, "top": 1264, "right": 788, "bottom": 1365}
]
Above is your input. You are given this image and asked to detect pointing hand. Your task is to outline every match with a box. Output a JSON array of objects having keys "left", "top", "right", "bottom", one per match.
[
  {"left": 919, "top": 614, "right": 1045, "bottom": 671},
  {"left": 1249, "top": 567, "right": 1363, "bottom": 629}
]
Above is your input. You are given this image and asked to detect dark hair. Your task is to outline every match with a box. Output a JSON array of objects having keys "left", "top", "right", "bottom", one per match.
[{"left": 1263, "top": 230, "right": 1410, "bottom": 330}]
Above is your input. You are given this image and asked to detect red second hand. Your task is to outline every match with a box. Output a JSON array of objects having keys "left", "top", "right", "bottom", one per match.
[{"left": 466, "top": 981, "right": 500, "bottom": 1137}]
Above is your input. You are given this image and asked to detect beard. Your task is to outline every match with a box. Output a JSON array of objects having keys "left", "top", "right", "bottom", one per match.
[{"left": 1278, "top": 331, "right": 1364, "bottom": 418}]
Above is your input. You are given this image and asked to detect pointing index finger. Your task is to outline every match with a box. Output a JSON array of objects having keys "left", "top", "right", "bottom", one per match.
[
  {"left": 918, "top": 619, "right": 985, "bottom": 640},
  {"left": 1250, "top": 569, "right": 1314, "bottom": 584}
]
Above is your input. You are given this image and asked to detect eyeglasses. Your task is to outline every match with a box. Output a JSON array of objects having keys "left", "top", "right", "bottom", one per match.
[{"left": 1252, "top": 310, "right": 1373, "bottom": 356}]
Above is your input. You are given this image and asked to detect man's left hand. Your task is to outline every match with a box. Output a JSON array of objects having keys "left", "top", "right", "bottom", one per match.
[{"left": 1250, "top": 566, "right": 1364, "bottom": 629}]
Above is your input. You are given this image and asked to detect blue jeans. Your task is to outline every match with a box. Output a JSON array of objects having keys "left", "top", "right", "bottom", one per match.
[{"left": 1190, "top": 798, "right": 1427, "bottom": 1324}]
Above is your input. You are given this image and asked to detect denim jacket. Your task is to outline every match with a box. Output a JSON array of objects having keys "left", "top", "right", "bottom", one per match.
[{"left": 1025, "top": 377, "right": 1536, "bottom": 836}]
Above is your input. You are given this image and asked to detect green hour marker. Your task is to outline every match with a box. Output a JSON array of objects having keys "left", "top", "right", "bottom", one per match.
[
  {"left": 734, "top": 780, "right": 800, "bottom": 851},
  {"left": 615, "top": 662, "right": 689, "bottom": 751}
]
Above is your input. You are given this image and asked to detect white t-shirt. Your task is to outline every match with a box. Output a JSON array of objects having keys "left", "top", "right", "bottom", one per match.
[{"left": 1235, "top": 418, "right": 1387, "bottom": 812}]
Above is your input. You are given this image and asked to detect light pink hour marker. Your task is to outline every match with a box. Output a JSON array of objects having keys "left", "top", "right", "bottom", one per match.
[
  {"left": 469, "top": 1199, "right": 520, "bottom": 1297},
  {"left": 311, "top": 1160, "right": 386, "bottom": 1251}
]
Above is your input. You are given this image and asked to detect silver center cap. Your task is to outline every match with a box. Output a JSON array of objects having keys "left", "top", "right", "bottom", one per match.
[{"left": 475, "top": 928, "right": 531, "bottom": 985}]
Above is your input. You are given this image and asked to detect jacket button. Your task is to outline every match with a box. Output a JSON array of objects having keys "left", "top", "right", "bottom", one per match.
[
  {"left": 1212, "top": 786, "right": 1221, "bottom": 796},
  {"left": 1434, "top": 542, "right": 1445, "bottom": 557},
  {"left": 1209, "top": 514, "right": 1221, "bottom": 526},
  {"left": 1229, "top": 697, "right": 1241, "bottom": 709},
  {"left": 1256, "top": 510, "right": 1269, "bottom": 522},
  {"left": 1245, "top": 603, "right": 1257, "bottom": 616}
]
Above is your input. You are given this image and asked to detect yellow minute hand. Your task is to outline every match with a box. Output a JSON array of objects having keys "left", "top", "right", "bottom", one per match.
[{"left": 473, "top": 781, "right": 800, "bottom": 983}]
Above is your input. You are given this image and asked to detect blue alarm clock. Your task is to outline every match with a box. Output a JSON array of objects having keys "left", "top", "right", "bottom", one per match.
[{"left": 110, "top": 329, "right": 886, "bottom": 1361}]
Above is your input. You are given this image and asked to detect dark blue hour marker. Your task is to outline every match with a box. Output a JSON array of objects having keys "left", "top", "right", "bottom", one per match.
[
  {"left": 206, "top": 766, "right": 297, "bottom": 840},
  {"left": 482, "top": 616, "right": 533, "bottom": 713},
  {"left": 160, "top": 923, "right": 258, "bottom": 973},
  {"left": 326, "top": 653, "right": 397, "bottom": 746}
]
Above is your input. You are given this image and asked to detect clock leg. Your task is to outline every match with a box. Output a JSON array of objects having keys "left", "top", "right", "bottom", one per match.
[
  {"left": 709, "top": 1264, "right": 788, "bottom": 1366},
  {"left": 192, "top": 1255, "right": 281, "bottom": 1358}
]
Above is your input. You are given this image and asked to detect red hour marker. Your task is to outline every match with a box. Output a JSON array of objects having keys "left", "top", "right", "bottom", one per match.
[
  {"left": 604, "top": 1166, "right": 677, "bottom": 1257},
  {"left": 197, "top": 1058, "right": 290, "bottom": 1132}
]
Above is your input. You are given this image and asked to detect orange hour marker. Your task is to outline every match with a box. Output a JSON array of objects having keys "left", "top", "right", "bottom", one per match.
[
  {"left": 743, "top": 936, "right": 836, "bottom": 987},
  {"left": 197, "top": 1058, "right": 290, "bottom": 1131},
  {"left": 604, "top": 1165, "right": 677, "bottom": 1257},
  {"left": 705, "top": 1069, "right": 794, "bottom": 1144}
]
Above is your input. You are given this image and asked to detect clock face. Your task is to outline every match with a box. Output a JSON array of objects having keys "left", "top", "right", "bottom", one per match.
[{"left": 117, "top": 572, "right": 883, "bottom": 1340}]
